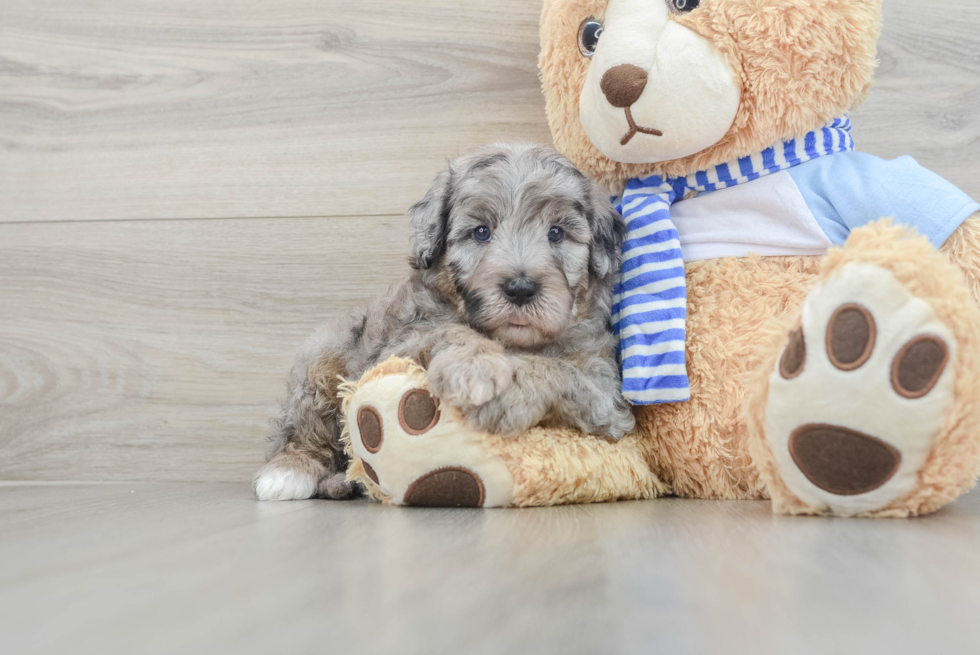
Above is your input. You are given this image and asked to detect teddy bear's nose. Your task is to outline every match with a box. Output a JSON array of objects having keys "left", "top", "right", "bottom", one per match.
[{"left": 600, "top": 64, "right": 648, "bottom": 108}]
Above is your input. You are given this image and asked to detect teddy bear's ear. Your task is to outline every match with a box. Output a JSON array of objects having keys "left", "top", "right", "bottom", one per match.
[
  {"left": 408, "top": 166, "right": 454, "bottom": 270},
  {"left": 850, "top": 79, "right": 876, "bottom": 112}
]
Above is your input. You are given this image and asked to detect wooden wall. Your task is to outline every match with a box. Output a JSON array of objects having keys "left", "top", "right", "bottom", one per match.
[{"left": 2, "top": 0, "right": 978, "bottom": 481}]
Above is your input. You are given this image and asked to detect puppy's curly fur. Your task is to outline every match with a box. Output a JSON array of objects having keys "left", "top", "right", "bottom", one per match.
[{"left": 253, "top": 143, "right": 633, "bottom": 501}]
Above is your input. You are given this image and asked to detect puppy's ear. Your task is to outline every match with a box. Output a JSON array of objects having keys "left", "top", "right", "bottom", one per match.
[
  {"left": 408, "top": 166, "right": 455, "bottom": 270},
  {"left": 588, "top": 189, "right": 627, "bottom": 280}
]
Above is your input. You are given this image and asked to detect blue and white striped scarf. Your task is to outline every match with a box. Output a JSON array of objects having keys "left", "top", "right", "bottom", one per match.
[{"left": 614, "top": 117, "right": 855, "bottom": 405}]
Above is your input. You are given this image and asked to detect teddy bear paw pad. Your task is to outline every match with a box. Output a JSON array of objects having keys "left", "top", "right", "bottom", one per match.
[
  {"left": 404, "top": 466, "right": 486, "bottom": 507},
  {"left": 347, "top": 366, "right": 514, "bottom": 507},
  {"left": 766, "top": 262, "right": 956, "bottom": 515}
]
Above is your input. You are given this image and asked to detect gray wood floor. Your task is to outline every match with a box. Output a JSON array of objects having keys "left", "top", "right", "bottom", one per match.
[{"left": 2, "top": 481, "right": 980, "bottom": 655}]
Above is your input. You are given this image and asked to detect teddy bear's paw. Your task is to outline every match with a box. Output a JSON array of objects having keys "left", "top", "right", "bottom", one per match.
[
  {"left": 765, "top": 261, "right": 957, "bottom": 516},
  {"left": 345, "top": 365, "right": 515, "bottom": 507}
]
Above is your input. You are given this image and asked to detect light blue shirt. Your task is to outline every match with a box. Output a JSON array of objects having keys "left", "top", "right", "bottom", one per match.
[{"left": 789, "top": 151, "right": 979, "bottom": 249}]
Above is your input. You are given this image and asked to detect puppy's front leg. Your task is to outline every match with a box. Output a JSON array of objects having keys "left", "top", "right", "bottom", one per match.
[
  {"left": 423, "top": 325, "right": 514, "bottom": 408},
  {"left": 465, "top": 355, "right": 636, "bottom": 439}
]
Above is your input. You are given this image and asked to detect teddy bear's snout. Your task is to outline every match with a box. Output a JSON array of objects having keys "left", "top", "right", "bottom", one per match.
[{"left": 600, "top": 63, "right": 648, "bottom": 108}]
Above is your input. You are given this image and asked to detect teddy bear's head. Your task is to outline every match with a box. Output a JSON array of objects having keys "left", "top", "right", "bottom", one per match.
[{"left": 540, "top": 0, "right": 882, "bottom": 190}]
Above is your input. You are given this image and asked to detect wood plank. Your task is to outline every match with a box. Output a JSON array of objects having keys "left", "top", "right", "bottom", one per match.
[
  {"left": 2, "top": 482, "right": 980, "bottom": 654},
  {"left": 850, "top": 0, "right": 980, "bottom": 199},
  {"left": 0, "top": 0, "right": 551, "bottom": 222},
  {"left": 0, "top": 216, "right": 411, "bottom": 481},
  {"left": 2, "top": 0, "right": 979, "bottom": 223}
]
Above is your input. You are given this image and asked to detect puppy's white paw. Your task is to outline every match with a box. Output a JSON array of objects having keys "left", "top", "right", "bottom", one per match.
[
  {"left": 253, "top": 465, "right": 317, "bottom": 501},
  {"left": 428, "top": 351, "right": 513, "bottom": 407}
]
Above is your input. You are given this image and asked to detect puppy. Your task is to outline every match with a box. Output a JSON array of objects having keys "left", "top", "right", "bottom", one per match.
[{"left": 254, "top": 143, "right": 634, "bottom": 501}]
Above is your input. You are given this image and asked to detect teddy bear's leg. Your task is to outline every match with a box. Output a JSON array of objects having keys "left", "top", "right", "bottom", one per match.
[
  {"left": 941, "top": 213, "right": 980, "bottom": 306},
  {"left": 341, "top": 357, "right": 666, "bottom": 507},
  {"left": 746, "top": 220, "right": 980, "bottom": 517}
]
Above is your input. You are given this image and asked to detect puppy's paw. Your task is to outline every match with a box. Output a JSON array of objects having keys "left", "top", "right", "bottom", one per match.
[
  {"left": 583, "top": 393, "right": 636, "bottom": 440},
  {"left": 599, "top": 400, "right": 636, "bottom": 440},
  {"left": 463, "top": 394, "right": 538, "bottom": 437},
  {"left": 428, "top": 351, "right": 513, "bottom": 407},
  {"left": 463, "top": 379, "right": 636, "bottom": 439},
  {"left": 253, "top": 463, "right": 317, "bottom": 501},
  {"left": 316, "top": 472, "right": 362, "bottom": 500}
]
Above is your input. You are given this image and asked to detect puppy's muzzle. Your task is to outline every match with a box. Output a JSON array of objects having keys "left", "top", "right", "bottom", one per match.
[{"left": 502, "top": 277, "right": 540, "bottom": 307}]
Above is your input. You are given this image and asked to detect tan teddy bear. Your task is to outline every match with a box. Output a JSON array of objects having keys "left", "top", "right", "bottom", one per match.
[{"left": 340, "top": 0, "right": 980, "bottom": 517}]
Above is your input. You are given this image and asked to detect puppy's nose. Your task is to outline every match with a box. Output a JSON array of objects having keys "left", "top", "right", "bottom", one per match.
[
  {"left": 600, "top": 64, "right": 648, "bottom": 108},
  {"left": 502, "top": 277, "right": 540, "bottom": 307}
]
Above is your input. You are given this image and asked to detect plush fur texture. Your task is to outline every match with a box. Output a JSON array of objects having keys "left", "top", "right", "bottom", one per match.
[
  {"left": 541, "top": 0, "right": 882, "bottom": 191},
  {"left": 532, "top": 0, "right": 980, "bottom": 516},
  {"left": 941, "top": 215, "right": 980, "bottom": 306},
  {"left": 339, "top": 357, "right": 416, "bottom": 504},
  {"left": 490, "top": 429, "right": 668, "bottom": 506},
  {"left": 339, "top": 357, "right": 669, "bottom": 507},
  {"left": 634, "top": 254, "right": 822, "bottom": 499},
  {"left": 746, "top": 221, "right": 980, "bottom": 517}
]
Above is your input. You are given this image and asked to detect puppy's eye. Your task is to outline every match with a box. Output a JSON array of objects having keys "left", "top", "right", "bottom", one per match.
[
  {"left": 548, "top": 226, "right": 564, "bottom": 243},
  {"left": 578, "top": 20, "right": 603, "bottom": 58},
  {"left": 668, "top": 0, "right": 700, "bottom": 12},
  {"left": 473, "top": 225, "right": 492, "bottom": 242}
]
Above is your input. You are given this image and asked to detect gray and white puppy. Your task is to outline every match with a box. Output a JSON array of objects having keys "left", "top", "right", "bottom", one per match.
[{"left": 254, "top": 143, "right": 634, "bottom": 501}]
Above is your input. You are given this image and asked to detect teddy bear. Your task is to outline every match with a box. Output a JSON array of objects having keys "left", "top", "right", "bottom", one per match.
[{"left": 338, "top": 0, "right": 980, "bottom": 517}]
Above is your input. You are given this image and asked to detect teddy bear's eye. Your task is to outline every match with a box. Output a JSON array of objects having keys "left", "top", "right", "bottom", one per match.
[
  {"left": 578, "top": 19, "right": 603, "bottom": 58},
  {"left": 670, "top": 0, "right": 700, "bottom": 12}
]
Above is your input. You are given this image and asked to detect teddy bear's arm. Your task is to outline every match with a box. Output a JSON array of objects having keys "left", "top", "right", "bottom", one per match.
[{"left": 940, "top": 213, "right": 980, "bottom": 306}]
